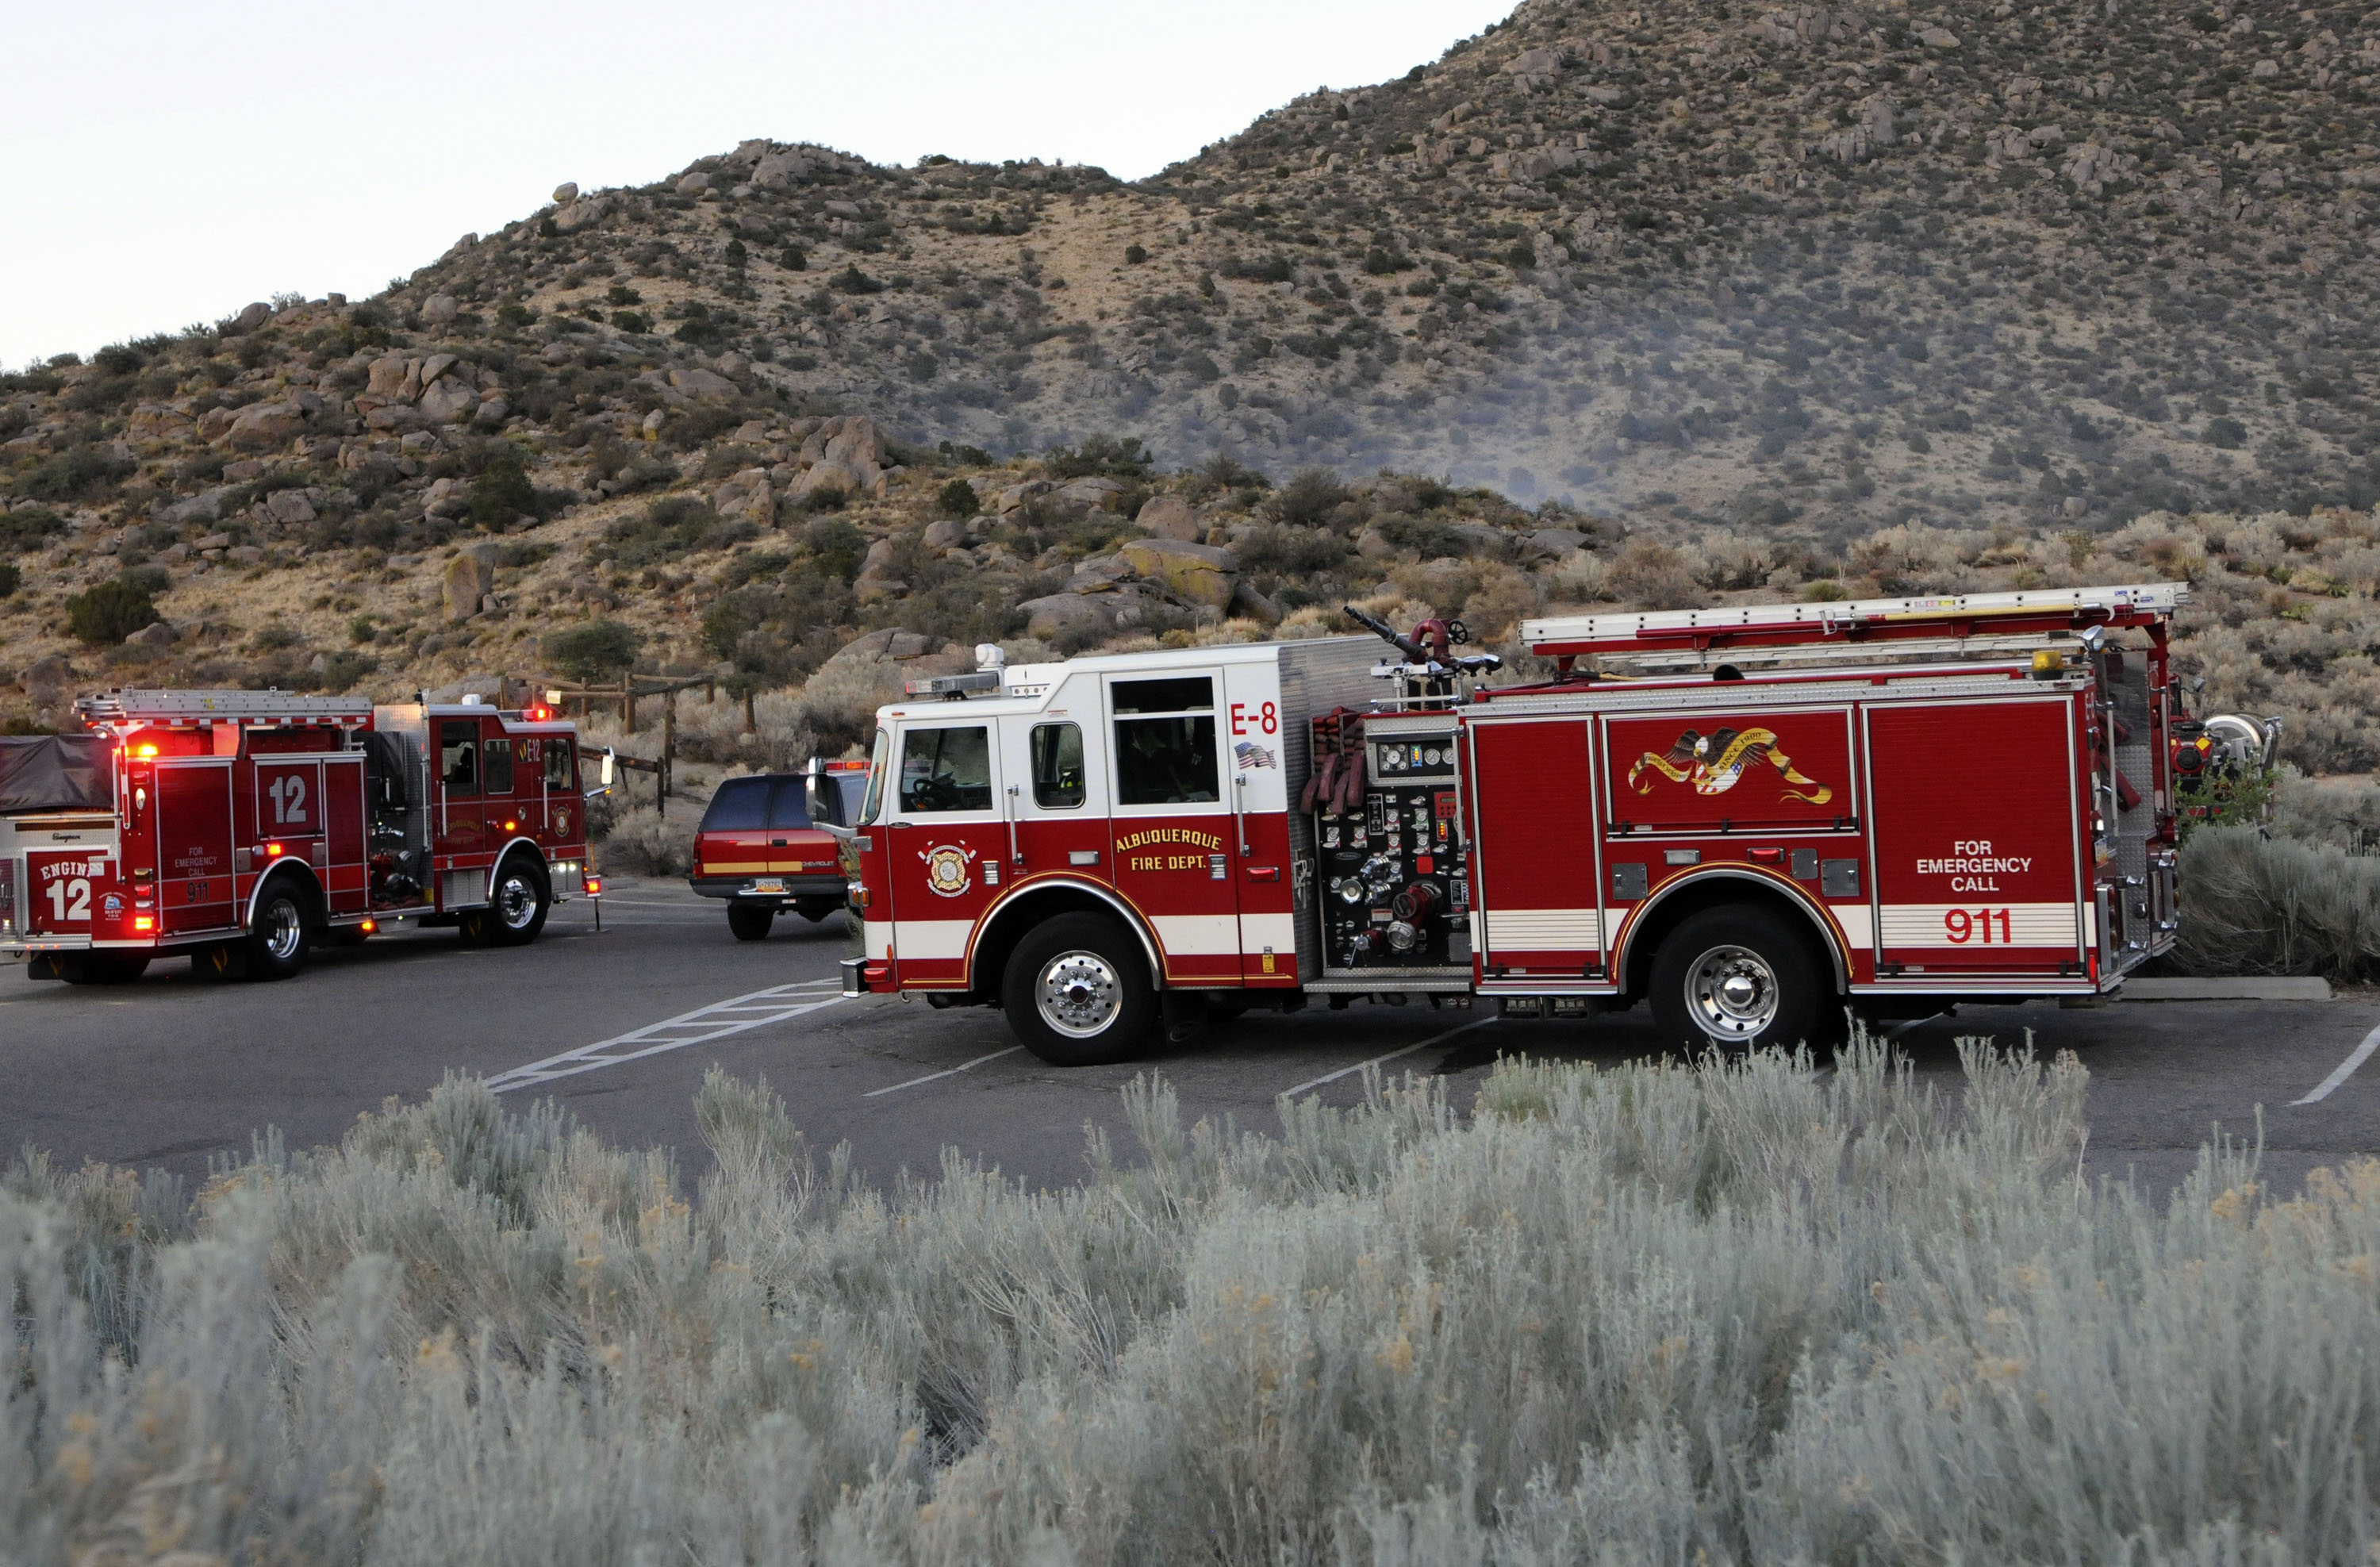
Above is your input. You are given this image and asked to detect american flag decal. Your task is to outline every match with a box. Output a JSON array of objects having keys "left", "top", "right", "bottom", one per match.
[{"left": 1234, "top": 741, "right": 1276, "bottom": 770}]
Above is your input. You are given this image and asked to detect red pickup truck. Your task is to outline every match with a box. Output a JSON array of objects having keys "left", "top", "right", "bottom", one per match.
[{"left": 689, "top": 760, "right": 866, "bottom": 940}]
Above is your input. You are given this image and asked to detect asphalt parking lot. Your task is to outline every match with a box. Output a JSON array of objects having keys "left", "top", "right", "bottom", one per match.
[{"left": 3, "top": 874, "right": 2374, "bottom": 1199}]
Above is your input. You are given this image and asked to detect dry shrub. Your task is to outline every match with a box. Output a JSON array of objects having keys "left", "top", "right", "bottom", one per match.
[
  {"left": 1606, "top": 539, "right": 1707, "bottom": 609},
  {"left": 2173, "top": 826, "right": 2380, "bottom": 981},
  {"left": 1846, "top": 523, "right": 1975, "bottom": 593},
  {"left": 1540, "top": 547, "right": 1612, "bottom": 605},
  {"left": 1694, "top": 528, "right": 1779, "bottom": 590}
]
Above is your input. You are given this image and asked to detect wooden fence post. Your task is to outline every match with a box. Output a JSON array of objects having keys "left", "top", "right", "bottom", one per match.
[
  {"left": 621, "top": 674, "right": 636, "bottom": 735},
  {"left": 662, "top": 691, "right": 676, "bottom": 802}
]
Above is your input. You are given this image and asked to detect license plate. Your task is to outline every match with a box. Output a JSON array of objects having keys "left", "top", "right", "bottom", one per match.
[{"left": 751, "top": 878, "right": 785, "bottom": 894}]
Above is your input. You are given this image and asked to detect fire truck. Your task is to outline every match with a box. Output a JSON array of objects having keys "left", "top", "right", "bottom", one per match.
[
  {"left": 0, "top": 688, "right": 594, "bottom": 984},
  {"left": 840, "top": 583, "right": 2194, "bottom": 1063}
]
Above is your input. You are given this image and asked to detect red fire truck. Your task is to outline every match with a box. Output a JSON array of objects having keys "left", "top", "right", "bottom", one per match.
[
  {"left": 841, "top": 583, "right": 2194, "bottom": 1063},
  {"left": 1, "top": 688, "right": 593, "bottom": 984}
]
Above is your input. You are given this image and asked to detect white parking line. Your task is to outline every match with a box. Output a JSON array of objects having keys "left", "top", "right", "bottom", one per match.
[
  {"left": 2293, "top": 1021, "right": 2380, "bottom": 1105},
  {"left": 484, "top": 980, "right": 845, "bottom": 1093},
  {"left": 1280, "top": 1015, "right": 1499, "bottom": 1099},
  {"left": 862, "top": 1047, "right": 1023, "bottom": 1097}
]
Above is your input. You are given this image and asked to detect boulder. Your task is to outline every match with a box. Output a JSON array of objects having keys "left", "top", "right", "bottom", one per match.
[
  {"left": 126, "top": 403, "right": 190, "bottom": 440},
  {"left": 1021, "top": 593, "right": 1127, "bottom": 640},
  {"left": 716, "top": 351, "right": 754, "bottom": 378},
  {"left": 751, "top": 150, "right": 811, "bottom": 189},
  {"left": 418, "top": 377, "right": 479, "bottom": 424},
  {"left": 678, "top": 171, "right": 712, "bottom": 194},
  {"left": 1119, "top": 537, "right": 1238, "bottom": 609},
  {"left": 1136, "top": 493, "right": 1202, "bottom": 540},
  {"left": 155, "top": 487, "right": 232, "bottom": 527},
  {"left": 418, "top": 353, "right": 458, "bottom": 387},
  {"left": 195, "top": 408, "right": 237, "bottom": 442},
  {"left": 713, "top": 468, "right": 775, "bottom": 526},
  {"left": 441, "top": 545, "right": 497, "bottom": 623},
  {"left": 229, "top": 301, "right": 272, "bottom": 334},
  {"left": 193, "top": 532, "right": 232, "bottom": 552},
  {"left": 1228, "top": 579, "right": 1282, "bottom": 626},
  {"left": 921, "top": 517, "right": 968, "bottom": 550},
  {"left": 1522, "top": 526, "right": 1589, "bottom": 560},
  {"left": 18, "top": 654, "right": 71, "bottom": 695},
  {"left": 228, "top": 545, "right": 265, "bottom": 566},
  {"left": 992, "top": 478, "right": 1054, "bottom": 514},
  {"left": 473, "top": 396, "right": 510, "bottom": 428},
  {"left": 221, "top": 401, "right": 309, "bottom": 448},
  {"left": 366, "top": 354, "right": 413, "bottom": 399},
  {"left": 1357, "top": 526, "right": 1396, "bottom": 559},
  {"left": 551, "top": 181, "right": 579, "bottom": 205},
  {"left": 834, "top": 628, "right": 938, "bottom": 662},
  {"left": 1055, "top": 475, "right": 1125, "bottom": 513},
  {"left": 125, "top": 621, "right": 178, "bottom": 648},
  {"left": 820, "top": 416, "right": 889, "bottom": 470},
  {"left": 265, "top": 489, "right": 317, "bottom": 525},
  {"left": 789, "top": 459, "right": 874, "bottom": 504},
  {"left": 668, "top": 366, "right": 739, "bottom": 398},
  {"left": 552, "top": 195, "right": 609, "bottom": 233},
  {"left": 421, "top": 294, "right": 462, "bottom": 325}
]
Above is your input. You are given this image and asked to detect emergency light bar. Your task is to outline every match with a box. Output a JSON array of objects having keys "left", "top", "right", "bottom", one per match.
[
  {"left": 1522, "top": 582, "right": 2189, "bottom": 659},
  {"left": 904, "top": 670, "right": 1001, "bottom": 698}
]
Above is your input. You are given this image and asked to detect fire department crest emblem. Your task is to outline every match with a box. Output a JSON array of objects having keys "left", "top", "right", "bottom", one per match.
[
  {"left": 1627, "top": 727, "right": 1834, "bottom": 805},
  {"left": 921, "top": 843, "right": 976, "bottom": 897}
]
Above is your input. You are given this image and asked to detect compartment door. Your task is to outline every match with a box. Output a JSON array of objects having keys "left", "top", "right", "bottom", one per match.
[
  {"left": 159, "top": 760, "right": 236, "bottom": 934},
  {"left": 1866, "top": 701, "right": 2085, "bottom": 977},
  {"left": 1469, "top": 718, "right": 1606, "bottom": 981}
]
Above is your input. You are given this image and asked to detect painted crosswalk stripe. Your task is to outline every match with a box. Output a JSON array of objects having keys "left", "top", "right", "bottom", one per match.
[
  {"left": 2294, "top": 1021, "right": 2380, "bottom": 1105},
  {"left": 862, "top": 1047, "right": 1023, "bottom": 1097},
  {"left": 485, "top": 980, "right": 845, "bottom": 1093}
]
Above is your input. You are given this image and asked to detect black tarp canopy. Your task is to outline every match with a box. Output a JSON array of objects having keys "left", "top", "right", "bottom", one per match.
[{"left": 0, "top": 735, "right": 115, "bottom": 813}]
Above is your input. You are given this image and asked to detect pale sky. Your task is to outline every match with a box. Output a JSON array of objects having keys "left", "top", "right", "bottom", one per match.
[{"left": 2, "top": 0, "right": 1514, "bottom": 370}]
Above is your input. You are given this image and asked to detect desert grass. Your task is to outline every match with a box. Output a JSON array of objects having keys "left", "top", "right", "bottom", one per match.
[{"left": 7, "top": 1038, "right": 2376, "bottom": 1564}]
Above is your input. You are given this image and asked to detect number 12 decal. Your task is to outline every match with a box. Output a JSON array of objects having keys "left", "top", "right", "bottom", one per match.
[
  {"left": 46, "top": 879, "right": 90, "bottom": 923},
  {"left": 267, "top": 774, "right": 309, "bottom": 824},
  {"left": 1944, "top": 908, "right": 2013, "bottom": 943}
]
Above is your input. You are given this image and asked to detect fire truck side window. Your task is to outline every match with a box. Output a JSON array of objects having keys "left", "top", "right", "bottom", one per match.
[
  {"left": 1031, "top": 723, "right": 1085, "bottom": 809},
  {"left": 440, "top": 721, "right": 479, "bottom": 797},
  {"left": 898, "top": 727, "right": 992, "bottom": 813},
  {"left": 484, "top": 738, "right": 515, "bottom": 795},
  {"left": 1112, "top": 677, "right": 1218, "bottom": 806},
  {"left": 544, "top": 739, "right": 574, "bottom": 791}
]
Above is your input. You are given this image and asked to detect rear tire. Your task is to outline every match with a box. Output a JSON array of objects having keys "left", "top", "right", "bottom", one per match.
[
  {"left": 245, "top": 881, "right": 312, "bottom": 981},
  {"left": 1645, "top": 905, "right": 1832, "bottom": 1054},
  {"left": 727, "top": 902, "right": 775, "bottom": 942},
  {"left": 484, "top": 858, "right": 551, "bottom": 947},
  {"left": 1001, "top": 912, "right": 1157, "bottom": 1066}
]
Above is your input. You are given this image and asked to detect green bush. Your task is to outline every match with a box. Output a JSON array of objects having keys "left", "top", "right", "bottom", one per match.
[
  {"left": 10, "top": 1043, "right": 2380, "bottom": 1562},
  {"left": 804, "top": 516, "right": 866, "bottom": 580},
  {"left": 831, "top": 264, "right": 882, "bottom": 295},
  {"left": 468, "top": 446, "right": 536, "bottom": 529},
  {"left": 543, "top": 617, "right": 639, "bottom": 681},
  {"left": 63, "top": 578, "right": 158, "bottom": 645},
  {"left": 1124, "top": 243, "right": 1147, "bottom": 265},
  {"left": 0, "top": 504, "right": 65, "bottom": 554},
  {"left": 1042, "top": 433, "right": 1151, "bottom": 479},
  {"left": 13, "top": 444, "right": 132, "bottom": 502},
  {"left": 0, "top": 561, "right": 19, "bottom": 597},
  {"left": 1276, "top": 466, "right": 1348, "bottom": 527},
  {"left": 2205, "top": 416, "right": 2248, "bottom": 449},
  {"left": 935, "top": 478, "right": 978, "bottom": 518},
  {"left": 2171, "top": 826, "right": 2380, "bottom": 981},
  {"left": 611, "top": 309, "right": 651, "bottom": 335}
]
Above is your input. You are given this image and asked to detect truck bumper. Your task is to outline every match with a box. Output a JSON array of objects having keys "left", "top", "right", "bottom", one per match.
[
  {"left": 690, "top": 874, "right": 847, "bottom": 904},
  {"left": 839, "top": 955, "right": 871, "bottom": 997}
]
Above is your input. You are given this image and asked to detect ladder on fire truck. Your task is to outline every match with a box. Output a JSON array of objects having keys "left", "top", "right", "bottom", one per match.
[
  {"left": 1522, "top": 582, "right": 2189, "bottom": 663},
  {"left": 73, "top": 689, "right": 374, "bottom": 728}
]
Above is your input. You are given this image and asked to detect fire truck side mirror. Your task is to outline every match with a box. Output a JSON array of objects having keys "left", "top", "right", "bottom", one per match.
[{"left": 584, "top": 748, "right": 616, "bottom": 799}]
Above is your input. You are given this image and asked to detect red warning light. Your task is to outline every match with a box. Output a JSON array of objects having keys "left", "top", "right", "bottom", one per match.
[
  {"left": 265, "top": 842, "right": 286, "bottom": 857},
  {"left": 132, "top": 916, "right": 155, "bottom": 932},
  {"left": 134, "top": 743, "right": 159, "bottom": 759},
  {"left": 359, "top": 919, "right": 377, "bottom": 934}
]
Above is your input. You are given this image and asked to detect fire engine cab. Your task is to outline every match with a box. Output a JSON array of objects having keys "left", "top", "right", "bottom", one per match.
[
  {"left": 0, "top": 688, "right": 593, "bottom": 984},
  {"left": 841, "top": 583, "right": 2193, "bottom": 1063}
]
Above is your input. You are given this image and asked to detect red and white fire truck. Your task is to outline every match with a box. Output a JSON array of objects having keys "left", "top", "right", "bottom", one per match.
[
  {"left": 841, "top": 583, "right": 2194, "bottom": 1063},
  {"left": 0, "top": 688, "right": 595, "bottom": 984}
]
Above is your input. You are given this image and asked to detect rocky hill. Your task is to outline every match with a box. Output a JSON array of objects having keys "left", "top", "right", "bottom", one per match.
[{"left": 8, "top": 0, "right": 2380, "bottom": 779}]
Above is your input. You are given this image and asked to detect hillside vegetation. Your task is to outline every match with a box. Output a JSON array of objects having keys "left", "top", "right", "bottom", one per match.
[{"left": 11, "top": 0, "right": 2380, "bottom": 770}]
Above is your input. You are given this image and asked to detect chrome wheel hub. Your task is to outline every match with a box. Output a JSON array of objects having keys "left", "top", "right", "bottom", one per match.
[
  {"left": 1683, "top": 943, "right": 1779, "bottom": 1042},
  {"left": 497, "top": 874, "right": 538, "bottom": 929},
  {"left": 1037, "top": 951, "right": 1121, "bottom": 1039},
  {"left": 262, "top": 901, "right": 302, "bottom": 962}
]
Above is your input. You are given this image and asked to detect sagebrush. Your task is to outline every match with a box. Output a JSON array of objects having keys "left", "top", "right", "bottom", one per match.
[{"left": 6, "top": 1039, "right": 2374, "bottom": 1565}]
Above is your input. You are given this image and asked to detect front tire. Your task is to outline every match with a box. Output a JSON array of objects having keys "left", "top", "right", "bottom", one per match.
[
  {"left": 484, "top": 858, "right": 551, "bottom": 947},
  {"left": 1001, "top": 912, "right": 1157, "bottom": 1066},
  {"left": 1646, "top": 905, "right": 1832, "bottom": 1054},
  {"left": 727, "top": 902, "right": 775, "bottom": 942},
  {"left": 245, "top": 881, "right": 312, "bottom": 981}
]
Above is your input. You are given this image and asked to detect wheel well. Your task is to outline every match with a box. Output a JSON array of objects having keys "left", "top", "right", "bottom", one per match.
[
  {"left": 249, "top": 862, "right": 328, "bottom": 931},
  {"left": 1618, "top": 873, "right": 1845, "bottom": 1000},
  {"left": 493, "top": 840, "right": 549, "bottom": 887},
  {"left": 971, "top": 885, "right": 1161, "bottom": 1000}
]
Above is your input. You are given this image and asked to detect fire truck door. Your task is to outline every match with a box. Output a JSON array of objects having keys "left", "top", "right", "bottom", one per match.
[
  {"left": 436, "top": 719, "right": 483, "bottom": 871},
  {"left": 1865, "top": 700, "right": 2086, "bottom": 978},
  {"left": 1468, "top": 719, "right": 1606, "bottom": 981},
  {"left": 997, "top": 711, "right": 1110, "bottom": 889},
  {"left": 157, "top": 760, "right": 236, "bottom": 934},
  {"left": 254, "top": 759, "right": 324, "bottom": 851},
  {"left": 324, "top": 755, "right": 367, "bottom": 914},
  {"left": 481, "top": 720, "right": 521, "bottom": 843},
  {"left": 881, "top": 720, "right": 1005, "bottom": 985},
  {"left": 1105, "top": 671, "right": 1240, "bottom": 985}
]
